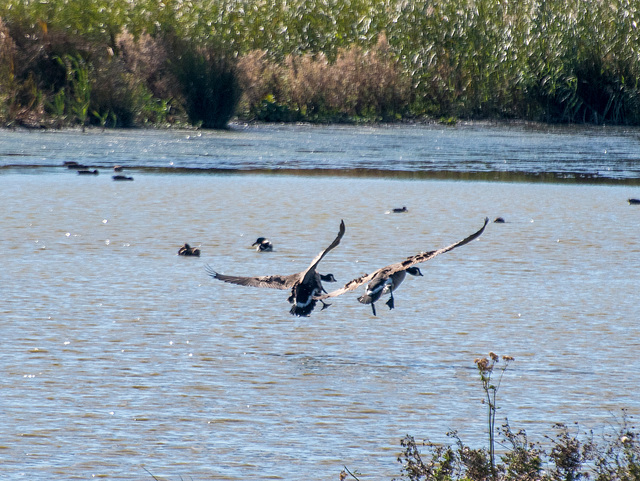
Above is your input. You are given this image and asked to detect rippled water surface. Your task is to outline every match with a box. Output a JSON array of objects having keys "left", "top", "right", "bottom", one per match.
[
  {"left": 2, "top": 124, "right": 640, "bottom": 480},
  {"left": 2, "top": 122, "right": 640, "bottom": 180}
]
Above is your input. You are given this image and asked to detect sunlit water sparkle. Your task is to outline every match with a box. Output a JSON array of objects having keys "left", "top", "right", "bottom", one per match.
[{"left": 1, "top": 123, "right": 640, "bottom": 480}]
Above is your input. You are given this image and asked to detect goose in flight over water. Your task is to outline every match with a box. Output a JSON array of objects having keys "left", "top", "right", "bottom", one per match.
[
  {"left": 315, "top": 217, "right": 488, "bottom": 316},
  {"left": 206, "top": 220, "right": 345, "bottom": 317}
]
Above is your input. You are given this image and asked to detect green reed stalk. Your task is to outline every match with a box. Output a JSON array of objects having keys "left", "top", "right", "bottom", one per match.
[{"left": 57, "top": 55, "right": 91, "bottom": 131}]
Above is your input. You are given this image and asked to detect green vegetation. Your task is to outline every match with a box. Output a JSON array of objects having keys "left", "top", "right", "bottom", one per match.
[
  {"left": 389, "top": 354, "right": 640, "bottom": 481},
  {"left": 1, "top": 0, "right": 639, "bottom": 128},
  {"left": 392, "top": 418, "right": 640, "bottom": 481},
  {"left": 339, "top": 353, "right": 640, "bottom": 481}
]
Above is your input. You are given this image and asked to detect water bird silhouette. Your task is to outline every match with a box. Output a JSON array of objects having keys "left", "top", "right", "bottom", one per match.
[
  {"left": 113, "top": 175, "right": 134, "bottom": 181},
  {"left": 252, "top": 237, "right": 273, "bottom": 252},
  {"left": 178, "top": 243, "right": 200, "bottom": 256}
]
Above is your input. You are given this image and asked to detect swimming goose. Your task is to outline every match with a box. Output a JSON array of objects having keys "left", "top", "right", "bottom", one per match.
[
  {"left": 315, "top": 217, "right": 488, "bottom": 316},
  {"left": 178, "top": 243, "right": 200, "bottom": 256},
  {"left": 206, "top": 220, "right": 345, "bottom": 316},
  {"left": 252, "top": 237, "right": 273, "bottom": 252},
  {"left": 628, "top": 198, "right": 640, "bottom": 205}
]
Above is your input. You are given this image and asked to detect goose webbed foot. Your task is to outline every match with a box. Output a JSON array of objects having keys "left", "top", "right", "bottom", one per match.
[
  {"left": 385, "top": 296, "right": 395, "bottom": 310},
  {"left": 320, "top": 300, "right": 331, "bottom": 311},
  {"left": 371, "top": 303, "right": 377, "bottom": 316}
]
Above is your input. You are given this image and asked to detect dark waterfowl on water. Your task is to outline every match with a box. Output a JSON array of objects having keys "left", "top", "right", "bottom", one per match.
[
  {"left": 252, "top": 237, "right": 273, "bottom": 252},
  {"left": 113, "top": 175, "right": 134, "bottom": 181},
  {"left": 386, "top": 206, "right": 408, "bottom": 214},
  {"left": 315, "top": 217, "right": 488, "bottom": 316},
  {"left": 178, "top": 243, "right": 200, "bottom": 256},
  {"left": 629, "top": 198, "right": 640, "bottom": 205},
  {"left": 66, "top": 161, "right": 88, "bottom": 169},
  {"left": 77, "top": 169, "right": 98, "bottom": 175},
  {"left": 493, "top": 217, "right": 506, "bottom": 223},
  {"left": 114, "top": 165, "right": 124, "bottom": 172},
  {"left": 206, "top": 220, "right": 345, "bottom": 317}
]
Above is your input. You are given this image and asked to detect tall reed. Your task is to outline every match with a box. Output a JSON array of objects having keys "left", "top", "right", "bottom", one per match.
[
  {"left": 1, "top": 0, "right": 639, "bottom": 125},
  {"left": 170, "top": 40, "right": 241, "bottom": 129}
]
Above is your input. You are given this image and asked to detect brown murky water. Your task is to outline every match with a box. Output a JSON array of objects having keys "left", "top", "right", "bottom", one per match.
[{"left": 2, "top": 125, "right": 640, "bottom": 480}]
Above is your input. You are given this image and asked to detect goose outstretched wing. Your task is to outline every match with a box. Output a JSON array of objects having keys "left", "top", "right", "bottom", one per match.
[
  {"left": 205, "top": 264, "right": 296, "bottom": 290},
  {"left": 316, "top": 217, "right": 488, "bottom": 300},
  {"left": 204, "top": 219, "right": 345, "bottom": 291},
  {"left": 298, "top": 219, "right": 345, "bottom": 284}
]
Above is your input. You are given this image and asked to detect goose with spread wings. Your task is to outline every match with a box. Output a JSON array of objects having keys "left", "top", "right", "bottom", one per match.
[
  {"left": 205, "top": 220, "right": 345, "bottom": 317},
  {"left": 315, "top": 217, "right": 488, "bottom": 316}
]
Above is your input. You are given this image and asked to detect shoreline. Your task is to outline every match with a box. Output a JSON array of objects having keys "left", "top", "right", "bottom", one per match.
[
  {"left": 3, "top": 163, "right": 640, "bottom": 186},
  {"left": 1, "top": 123, "right": 640, "bottom": 186}
]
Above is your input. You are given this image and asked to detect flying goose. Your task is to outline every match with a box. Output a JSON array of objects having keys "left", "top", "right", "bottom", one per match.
[
  {"left": 252, "top": 237, "right": 273, "bottom": 252},
  {"left": 206, "top": 220, "right": 345, "bottom": 316},
  {"left": 315, "top": 217, "right": 488, "bottom": 315}
]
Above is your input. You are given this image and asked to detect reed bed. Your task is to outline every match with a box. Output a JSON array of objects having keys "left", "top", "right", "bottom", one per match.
[{"left": 1, "top": 0, "right": 639, "bottom": 127}]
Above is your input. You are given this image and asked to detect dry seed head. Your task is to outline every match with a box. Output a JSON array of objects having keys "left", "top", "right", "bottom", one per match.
[{"left": 475, "top": 357, "right": 490, "bottom": 371}]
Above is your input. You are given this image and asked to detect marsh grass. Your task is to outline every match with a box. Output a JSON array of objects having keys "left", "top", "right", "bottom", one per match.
[
  {"left": 170, "top": 41, "right": 241, "bottom": 129},
  {"left": 236, "top": 36, "right": 410, "bottom": 122},
  {"left": 1, "top": 0, "right": 639, "bottom": 126},
  {"left": 59, "top": 54, "right": 91, "bottom": 130}
]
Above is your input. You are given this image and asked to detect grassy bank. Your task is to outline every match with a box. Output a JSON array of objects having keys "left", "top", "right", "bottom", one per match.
[{"left": 1, "top": 0, "right": 639, "bottom": 128}]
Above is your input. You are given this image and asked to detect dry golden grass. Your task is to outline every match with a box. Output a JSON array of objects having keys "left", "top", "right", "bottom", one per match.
[{"left": 237, "top": 36, "right": 412, "bottom": 121}]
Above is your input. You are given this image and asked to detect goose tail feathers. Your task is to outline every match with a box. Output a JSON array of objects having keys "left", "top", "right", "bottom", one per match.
[
  {"left": 290, "top": 301, "right": 317, "bottom": 317},
  {"left": 358, "top": 294, "right": 374, "bottom": 305}
]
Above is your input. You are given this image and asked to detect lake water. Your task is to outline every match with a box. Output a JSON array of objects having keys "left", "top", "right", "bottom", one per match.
[{"left": 2, "top": 123, "right": 640, "bottom": 480}]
